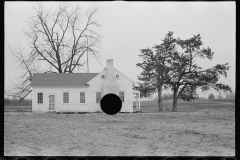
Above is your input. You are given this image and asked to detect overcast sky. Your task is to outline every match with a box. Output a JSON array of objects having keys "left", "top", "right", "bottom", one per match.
[{"left": 5, "top": 1, "right": 235, "bottom": 99}]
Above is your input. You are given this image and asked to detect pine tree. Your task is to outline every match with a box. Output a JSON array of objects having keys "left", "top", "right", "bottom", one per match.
[{"left": 134, "top": 32, "right": 177, "bottom": 111}]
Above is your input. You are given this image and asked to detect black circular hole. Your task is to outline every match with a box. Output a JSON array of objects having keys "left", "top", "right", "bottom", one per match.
[{"left": 100, "top": 93, "right": 122, "bottom": 115}]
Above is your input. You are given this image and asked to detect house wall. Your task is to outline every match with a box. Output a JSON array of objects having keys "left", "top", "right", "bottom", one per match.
[
  {"left": 32, "top": 86, "right": 102, "bottom": 112},
  {"left": 90, "top": 69, "right": 134, "bottom": 112},
  {"left": 32, "top": 69, "right": 134, "bottom": 113}
]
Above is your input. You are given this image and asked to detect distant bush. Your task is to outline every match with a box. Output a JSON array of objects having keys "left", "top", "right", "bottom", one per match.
[
  {"left": 4, "top": 98, "right": 32, "bottom": 106},
  {"left": 4, "top": 98, "right": 11, "bottom": 105},
  {"left": 208, "top": 93, "right": 215, "bottom": 99},
  {"left": 162, "top": 93, "right": 173, "bottom": 100},
  {"left": 158, "top": 93, "right": 199, "bottom": 100},
  {"left": 225, "top": 93, "right": 235, "bottom": 99},
  {"left": 217, "top": 94, "right": 223, "bottom": 99},
  {"left": 194, "top": 95, "right": 199, "bottom": 99}
]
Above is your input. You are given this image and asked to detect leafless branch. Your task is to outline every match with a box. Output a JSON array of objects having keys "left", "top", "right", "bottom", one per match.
[{"left": 8, "top": 3, "right": 101, "bottom": 99}]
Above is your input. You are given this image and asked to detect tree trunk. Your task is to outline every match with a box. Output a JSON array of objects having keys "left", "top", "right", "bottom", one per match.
[
  {"left": 158, "top": 88, "right": 163, "bottom": 111},
  {"left": 58, "top": 68, "right": 63, "bottom": 73},
  {"left": 172, "top": 92, "right": 178, "bottom": 112},
  {"left": 158, "top": 82, "right": 163, "bottom": 111}
]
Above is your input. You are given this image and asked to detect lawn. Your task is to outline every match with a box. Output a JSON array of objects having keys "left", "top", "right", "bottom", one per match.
[
  {"left": 4, "top": 100, "right": 235, "bottom": 156},
  {"left": 134, "top": 99, "right": 235, "bottom": 113}
]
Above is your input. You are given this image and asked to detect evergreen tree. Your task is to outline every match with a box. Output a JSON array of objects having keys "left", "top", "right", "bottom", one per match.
[
  {"left": 134, "top": 32, "right": 177, "bottom": 111},
  {"left": 166, "top": 33, "right": 232, "bottom": 111},
  {"left": 135, "top": 32, "right": 232, "bottom": 112}
]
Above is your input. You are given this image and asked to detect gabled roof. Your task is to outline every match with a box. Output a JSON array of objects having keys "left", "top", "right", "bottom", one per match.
[
  {"left": 114, "top": 68, "right": 135, "bottom": 84},
  {"left": 31, "top": 73, "right": 98, "bottom": 87},
  {"left": 86, "top": 68, "right": 106, "bottom": 84},
  {"left": 86, "top": 68, "right": 135, "bottom": 84}
]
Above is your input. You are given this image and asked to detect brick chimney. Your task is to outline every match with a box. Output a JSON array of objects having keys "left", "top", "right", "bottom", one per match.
[
  {"left": 106, "top": 59, "right": 114, "bottom": 76},
  {"left": 103, "top": 59, "right": 119, "bottom": 96}
]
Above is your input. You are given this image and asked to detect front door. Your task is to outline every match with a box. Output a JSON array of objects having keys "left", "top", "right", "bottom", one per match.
[{"left": 49, "top": 95, "right": 55, "bottom": 111}]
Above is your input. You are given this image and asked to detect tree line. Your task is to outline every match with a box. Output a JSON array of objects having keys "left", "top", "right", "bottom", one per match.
[
  {"left": 4, "top": 98, "right": 32, "bottom": 106},
  {"left": 157, "top": 92, "right": 235, "bottom": 100},
  {"left": 134, "top": 31, "right": 232, "bottom": 112}
]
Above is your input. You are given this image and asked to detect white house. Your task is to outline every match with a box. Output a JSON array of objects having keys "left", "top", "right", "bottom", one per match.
[{"left": 31, "top": 59, "right": 141, "bottom": 113}]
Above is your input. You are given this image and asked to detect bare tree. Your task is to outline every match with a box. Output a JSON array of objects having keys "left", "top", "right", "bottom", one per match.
[
  {"left": 7, "top": 43, "right": 39, "bottom": 100},
  {"left": 7, "top": 3, "right": 101, "bottom": 100}
]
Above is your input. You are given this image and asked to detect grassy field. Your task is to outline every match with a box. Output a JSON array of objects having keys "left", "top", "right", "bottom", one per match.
[
  {"left": 4, "top": 105, "right": 32, "bottom": 112},
  {"left": 4, "top": 99, "right": 235, "bottom": 156},
  {"left": 134, "top": 99, "right": 235, "bottom": 107},
  {"left": 4, "top": 107, "right": 235, "bottom": 156},
  {"left": 4, "top": 99, "right": 235, "bottom": 113},
  {"left": 134, "top": 99, "right": 235, "bottom": 113}
]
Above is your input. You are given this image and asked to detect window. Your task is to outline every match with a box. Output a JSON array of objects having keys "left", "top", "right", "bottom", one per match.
[
  {"left": 96, "top": 92, "right": 101, "bottom": 103},
  {"left": 63, "top": 92, "right": 69, "bottom": 103},
  {"left": 80, "top": 92, "right": 85, "bottom": 103},
  {"left": 102, "top": 75, "right": 105, "bottom": 78},
  {"left": 116, "top": 75, "right": 119, "bottom": 78},
  {"left": 37, "top": 93, "right": 43, "bottom": 104},
  {"left": 119, "top": 92, "right": 124, "bottom": 102}
]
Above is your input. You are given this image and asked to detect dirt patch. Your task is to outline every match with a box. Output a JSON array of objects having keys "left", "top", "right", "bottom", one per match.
[{"left": 4, "top": 108, "right": 235, "bottom": 156}]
